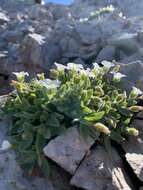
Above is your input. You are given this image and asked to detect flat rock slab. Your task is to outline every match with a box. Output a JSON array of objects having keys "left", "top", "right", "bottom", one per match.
[
  {"left": 43, "top": 127, "right": 95, "bottom": 174},
  {"left": 122, "top": 119, "right": 143, "bottom": 182},
  {"left": 126, "top": 153, "right": 143, "bottom": 182},
  {"left": 71, "top": 145, "right": 132, "bottom": 190}
]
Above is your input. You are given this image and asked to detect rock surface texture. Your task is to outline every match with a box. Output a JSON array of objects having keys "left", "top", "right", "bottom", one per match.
[
  {"left": 71, "top": 145, "right": 132, "bottom": 190},
  {"left": 44, "top": 127, "right": 95, "bottom": 174}
]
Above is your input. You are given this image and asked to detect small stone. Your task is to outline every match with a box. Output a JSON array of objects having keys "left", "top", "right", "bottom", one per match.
[
  {"left": 71, "top": 145, "right": 132, "bottom": 190},
  {"left": 43, "top": 127, "right": 95, "bottom": 174},
  {"left": 1, "top": 140, "right": 11, "bottom": 151}
]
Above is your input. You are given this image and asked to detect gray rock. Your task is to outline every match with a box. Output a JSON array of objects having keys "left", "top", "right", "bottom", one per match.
[
  {"left": 126, "top": 153, "right": 143, "bottom": 182},
  {"left": 96, "top": 45, "right": 116, "bottom": 63},
  {"left": 119, "top": 61, "right": 143, "bottom": 92},
  {"left": 43, "top": 127, "right": 95, "bottom": 174},
  {"left": 137, "top": 111, "right": 143, "bottom": 119},
  {"left": 71, "top": 145, "right": 132, "bottom": 190},
  {"left": 108, "top": 33, "right": 138, "bottom": 54},
  {"left": 0, "top": 95, "right": 9, "bottom": 106},
  {"left": 122, "top": 119, "right": 143, "bottom": 154},
  {"left": 74, "top": 57, "right": 85, "bottom": 65},
  {"left": 75, "top": 23, "right": 101, "bottom": 44},
  {"left": 0, "top": 12, "right": 10, "bottom": 24},
  {"left": 122, "top": 119, "right": 143, "bottom": 182},
  {"left": 121, "top": 53, "right": 143, "bottom": 64},
  {"left": 19, "top": 33, "right": 46, "bottom": 72}
]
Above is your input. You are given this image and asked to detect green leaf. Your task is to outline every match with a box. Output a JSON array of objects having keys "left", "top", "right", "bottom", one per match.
[
  {"left": 84, "top": 111, "right": 105, "bottom": 121},
  {"left": 41, "top": 157, "right": 50, "bottom": 176},
  {"left": 18, "top": 132, "right": 33, "bottom": 151},
  {"left": 36, "top": 133, "right": 47, "bottom": 167},
  {"left": 110, "top": 130, "right": 124, "bottom": 143}
]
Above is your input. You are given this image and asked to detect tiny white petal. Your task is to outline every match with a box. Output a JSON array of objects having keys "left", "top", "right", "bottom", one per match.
[
  {"left": 38, "top": 79, "right": 61, "bottom": 89},
  {"left": 54, "top": 62, "right": 66, "bottom": 70},
  {"left": 12, "top": 71, "right": 29, "bottom": 77},
  {"left": 93, "top": 62, "right": 100, "bottom": 69},
  {"left": 132, "top": 87, "right": 142, "bottom": 95},
  {"left": 1, "top": 140, "right": 11, "bottom": 151},
  {"left": 101, "top": 60, "right": 114, "bottom": 68},
  {"left": 112, "top": 72, "right": 126, "bottom": 80},
  {"left": 67, "top": 63, "right": 84, "bottom": 70}
]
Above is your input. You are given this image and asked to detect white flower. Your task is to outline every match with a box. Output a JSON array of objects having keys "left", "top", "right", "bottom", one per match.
[
  {"left": 38, "top": 79, "right": 61, "bottom": 89},
  {"left": 132, "top": 87, "right": 142, "bottom": 95},
  {"left": 12, "top": 71, "right": 29, "bottom": 77},
  {"left": 101, "top": 60, "right": 114, "bottom": 68},
  {"left": 54, "top": 62, "right": 66, "bottom": 70},
  {"left": 112, "top": 72, "right": 126, "bottom": 81},
  {"left": 84, "top": 68, "right": 95, "bottom": 78},
  {"left": 93, "top": 62, "right": 100, "bottom": 70},
  {"left": 67, "top": 63, "right": 84, "bottom": 71},
  {"left": 1, "top": 140, "right": 11, "bottom": 151}
]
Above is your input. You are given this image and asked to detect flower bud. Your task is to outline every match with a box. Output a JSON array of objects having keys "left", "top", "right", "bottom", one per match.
[
  {"left": 116, "top": 94, "right": 125, "bottom": 103},
  {"left": 93, "top": 123, "right": 111, "bottom": 135},
  {"left": 10, "top": 80, "right": 21, "bottom": 88},
  {"left": 106, "top": 118, "right": 117, "bottom": 128},
  {"left": 129, "top": 106, "right": 143, "bottom": 112},
  {"left": 126, "top": 127, "right": 139, "bottom": 137},
  {"left": 50, "top": 69, "right": 58, "bottom": 79},
  {"left": 94, "top": 86, "right": 104, "bottom": 96}
]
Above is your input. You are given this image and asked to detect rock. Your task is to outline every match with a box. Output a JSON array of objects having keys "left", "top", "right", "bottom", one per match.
[
  {"left": 1, "top": 30, "right": 23, "bottom": 43},
  {"left": 43, "top": 127, "right": 95, "bottom": 174},
  {"left": 121, "top": 53, "right": 143, "bottom": 64},
  {"left": 71, "top": 145, "right": 132, "bottom": 190},
  {"left": 96, "top": 45, "right": 116, "bottom": 63},
  {"left": 122, "top": 119, "right": 143, "bottom": 182},
  {"left": 73, "top": 57, "right": 85, "bottom": 65},
  {"left": 137, "top": 111, "right": 143, "bottom": 119},
  {"left": 0, "top": 95, "right": 9, "bottom": 105},
  {"left": 119, "top": 61, "right": 143, "bottom": 92},
  {"left": 28, "top": 4, "right": 53, "bottom": 22},
  {"left": 108, "top": 33, "right": 138, "bottom": 54},
  {"left": 126, "top": 153, "right": 143, "bottom": 182},
  {"left": 122, "top": 119, "right": 143, "bottom": 154},
  {"left": 19, "top": 33, "right": 46, "bottom": 72},
  {"left": 75, "top": 23, "right": 101, "bottom": 44},
  {"left": 60, "top": 37, "right": 80, "bottom": 54},
  {"left": 0, "top": 12, "right": 10, "bottom": 24}
]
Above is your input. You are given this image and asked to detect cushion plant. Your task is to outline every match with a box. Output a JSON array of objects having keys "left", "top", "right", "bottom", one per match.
[{"left": 1, "top": 61, "right": 142, "bottom": 176}]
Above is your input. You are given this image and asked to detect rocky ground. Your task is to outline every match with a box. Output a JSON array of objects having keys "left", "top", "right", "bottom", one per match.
[{"left": 1, "top": 0, "right": 143, "bottom": 189}]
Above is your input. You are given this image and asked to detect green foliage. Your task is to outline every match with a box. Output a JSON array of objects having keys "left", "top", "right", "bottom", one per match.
[{"left": 1, "top": 62, "right": 142, "bottom": 176}]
